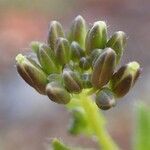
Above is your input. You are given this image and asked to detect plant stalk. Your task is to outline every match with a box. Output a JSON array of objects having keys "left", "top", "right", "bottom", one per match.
[{"left": 79, "top": 90, "right": 119, "bottom": 150}]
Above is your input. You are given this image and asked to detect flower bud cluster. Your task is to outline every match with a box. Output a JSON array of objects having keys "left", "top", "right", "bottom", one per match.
[{"left": 16, "top": 15, "right": 141, "bottom": 110}]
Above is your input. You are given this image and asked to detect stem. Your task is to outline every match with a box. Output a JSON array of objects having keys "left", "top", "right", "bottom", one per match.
[{"left": 79, "top": 90, "right": 119, "bottom": 150}]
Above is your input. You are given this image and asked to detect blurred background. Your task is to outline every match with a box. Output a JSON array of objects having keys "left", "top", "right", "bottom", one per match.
[{"left": 0, "top": 0, "right": 150, "bottom": 149}]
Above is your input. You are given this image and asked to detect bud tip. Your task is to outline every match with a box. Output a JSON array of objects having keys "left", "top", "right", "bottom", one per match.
[{"left": 16, "top": 54, "right": 25, "bottom": 64}]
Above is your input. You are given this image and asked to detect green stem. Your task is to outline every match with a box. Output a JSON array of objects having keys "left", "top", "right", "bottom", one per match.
[{"left": 79, "top": 90, "right": 119, "bottom": 150}]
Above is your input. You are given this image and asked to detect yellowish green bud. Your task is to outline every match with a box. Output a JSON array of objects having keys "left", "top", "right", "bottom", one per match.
[
  {"left": 79, "top": 57, "right": 90, "bottom": 70},
  {"left": 68, "top": 15, "right": 87, "bottom": 48},
  {"left": 62, "top": 68, "right": 82, "bottom": 93},
  {"left": 106, "top": 31, "right": 127, "bottom": 64},
  {"left": 46, "top": 81, "right": 70, "bottom": 104},
  {"left": 91, "top": 48, "right": 116, "bottom": 89},
  {"left": 89, "top": 49, "right": 103, "bottom": 67},
  {"left": 85, "top": 21, "right": 107, "bottom": 54},
  {"left": 47, "top": 73, "right": 62, "bottom": 83},
  {"left": 111, "top": 61, "right": 140, "bottom": 98},
  {"left": 16, "top": 54, "right": 48, "bottom": 94},
  {"left": 55, "top": 37, "right": 70, "bottom": 65},
  {"left": 30, "top": 41, "right": 42, "bottom": 54},
  {"left": 96, "top": 88, "right": 116, "bottom": 110},
  {"left": 81, "top": 73, "right": 92, "bottom": 89},
  {"left": 47, "top": 21, "right": 64, "bottom": 50},
  {"left": 70, "top": 41, "right": 85, "bottom": 62},
  {"left": 38, "top": 44, "right": 59, "bottom": 74}
]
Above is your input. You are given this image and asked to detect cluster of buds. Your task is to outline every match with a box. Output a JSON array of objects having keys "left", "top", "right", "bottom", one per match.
[{"left": 15, "top": 15, "right": 141, "bottom": 110}]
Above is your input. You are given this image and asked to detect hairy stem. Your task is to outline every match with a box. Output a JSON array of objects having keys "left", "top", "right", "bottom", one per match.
[{"left": 79, "top": 90, "right": 119, "bottom": 150}]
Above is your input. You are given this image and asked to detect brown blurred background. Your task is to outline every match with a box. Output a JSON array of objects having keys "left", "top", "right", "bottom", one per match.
[{"left": 0, "top": 0, "right": 150, "bottom": 149}]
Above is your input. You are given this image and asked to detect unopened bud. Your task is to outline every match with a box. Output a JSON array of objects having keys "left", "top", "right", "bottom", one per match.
[
  {"left": 79, "top": 57, "right": 90, "bottom": 70},
  {"left": 16, "top": 54, "right": 48, "bottom": 94},
  {"left": 111, "top": 61, "right": 140, "bottom": 98},
  {"left": 96, "top": 88, "right": 116, "bottom": 110},
  {"left": 55, "top": 37, "right": 70, "bottom": 65},
  {"left": 46, "top": 81, "right": 70, "bottom": 104},
  {"left": 81, "top": 73, "right": 92, "bottom": 89},
  {"left": 70, "top": 41, "right": 85, "bottom": 62},
  {"left": 30, "top": 41, "right": 42, "bottom": 54},
  {"left": 62, "top": 68, "right": 82, "bottom": 93},
  {"left": 47, "top": 73, "right": 62, "bottom": 83},
  {"left": 91, "top": 48, "right": 116, "bottom": 89},
  {"left": 86, "top": 21, "right": 107, "bottom": 54},
  {"left": 68, "top": 15, "right": 87, "bottom": 48},
  {"left": 89, "top": 49, "right": 103, "bottom": 67},
  {"left": 38, "top": 44, "right": 59, "bottom": 74},
  {"left": 47, "top": 21, "right": 64, "bottom": 50},
  {"left": 106, "top": 31, "right": 127, "bottom": 64}
]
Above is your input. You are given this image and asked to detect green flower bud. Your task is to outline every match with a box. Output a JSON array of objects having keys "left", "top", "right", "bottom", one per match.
[
  {"left": 70, "top": 41, "right": 85, "bottom": 62},
  {"left": 47, "top": 21, "right": 64, "bottom": 50},
  {"left": 16, "top": 54, "right": 48, "bottom": 94},
  {"left": 30, "top": 41, "right": 42, "bottom": 54},
  {"left": 81, "top": 73, "right": 92, "bottom": 89},
  {"left": 85, "top": 21, "right": 107, "bottom": 54},
  {"left": 46, "top": 81, "right": 70, "bottom": 104},
  {"left": 62, "top": 68, "right": 82, "bottom": 93},
  {"left": 79, "top": 57, "right": 90, "bottom": 70},
  {"left": 106, "top": 31, "right": 127, "bottom": 64},
  {"left": 111, "top": 61, "right": 140, "bottom": 98},
  {"left": 47, "top": 73, "right": 62, "bottom": 83},
  {"left": 91, "top": 48, "right": 116, "bottom": 89},
  {"left": 38, "top": 44, "right": 59, "bottom": 74},
  {"left": 55, "top": 37, "right": 70, "bottom": 65},
  {"left": 89, "top": 49, "right": 103, "bottom": 67},
  {"left": 96, "top": 88, "right": 116, "bottom": 110},
  {"left": 68, "top": 15, "right": 87, "bottom": 48}
]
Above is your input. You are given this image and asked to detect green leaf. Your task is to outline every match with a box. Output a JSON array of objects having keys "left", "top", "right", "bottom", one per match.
[
  {"left": 52, "top": 138, "right": 71, "bottom": 150},
  {"left": 68, "top": 107, "right": 88, "bottom": 135},
  {"left": 134, "top": 102, "right": 150, "bottom": 150}
]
